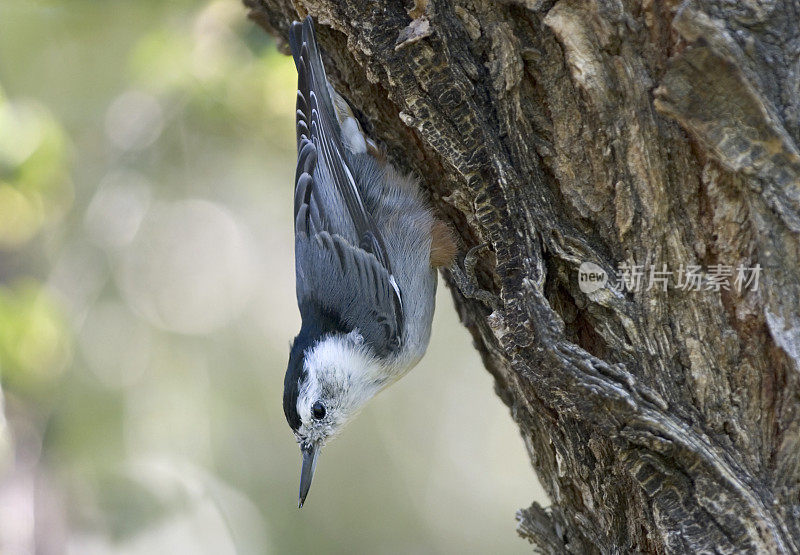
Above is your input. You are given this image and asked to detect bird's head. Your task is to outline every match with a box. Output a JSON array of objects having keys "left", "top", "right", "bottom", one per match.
[{"left": 284, "top": 329, "right": 383, "bottom": 507}]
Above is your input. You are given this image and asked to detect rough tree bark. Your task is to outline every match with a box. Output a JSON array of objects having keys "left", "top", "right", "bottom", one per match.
[{"left": 244, "top": 0, "right": 800, "bottom": 552}]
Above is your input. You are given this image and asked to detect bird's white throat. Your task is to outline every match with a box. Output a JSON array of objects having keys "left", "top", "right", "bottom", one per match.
[{"left": 302, "top": 332, "right": 387, "bottom": 410}]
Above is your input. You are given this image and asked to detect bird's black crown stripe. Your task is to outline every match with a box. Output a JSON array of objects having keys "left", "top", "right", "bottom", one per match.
[{"left": 283, "top": 299, "right": 350, "bottom": 431}]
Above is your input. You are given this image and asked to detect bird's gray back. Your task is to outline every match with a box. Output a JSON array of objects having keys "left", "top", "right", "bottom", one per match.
[{"left": 346, "top": 154, "right": 438, "bottom": 369}]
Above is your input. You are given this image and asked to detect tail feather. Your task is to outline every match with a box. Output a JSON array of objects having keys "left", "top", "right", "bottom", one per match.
[
  {"left": 288, "top": 15, "right": 396, "bottom": 280},
  {"left": 289, "top": 17, "right": 340, "bottom": 147}
]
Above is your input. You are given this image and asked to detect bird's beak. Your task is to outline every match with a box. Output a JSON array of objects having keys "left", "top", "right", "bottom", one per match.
[{"left": 298, "top": 442, "right": 319, "bottom": 508}]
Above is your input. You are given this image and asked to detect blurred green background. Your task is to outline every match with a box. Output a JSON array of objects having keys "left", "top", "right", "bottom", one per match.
[{"left": 0, "top": 1, "right": 546, "bottom": 553}]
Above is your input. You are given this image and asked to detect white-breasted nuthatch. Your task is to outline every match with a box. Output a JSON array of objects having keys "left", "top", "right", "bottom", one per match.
[{"left": 284, "top": 16, "right": 457, "bottom": 507}]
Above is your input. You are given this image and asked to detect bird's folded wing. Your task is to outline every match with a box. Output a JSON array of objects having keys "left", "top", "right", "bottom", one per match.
[
  {"left": 289, "top": 16, "right": 403, "bottom": 351},
  {"left": 295, "top": 231, "right": 401, "bottom": 357},
  {"left": 289, "top": 17, "right": 393, "bottom": 273}
]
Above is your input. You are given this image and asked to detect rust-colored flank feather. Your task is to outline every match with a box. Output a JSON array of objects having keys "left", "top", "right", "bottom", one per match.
[
  {"left": 366, "top": 141, "right": 388, "bottom": 165},
  {"left": 429, "top": 219, "right": 457, "bottom": 268}
]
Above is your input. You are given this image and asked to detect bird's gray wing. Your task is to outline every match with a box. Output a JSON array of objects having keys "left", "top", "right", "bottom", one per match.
[
  {"left": 289, "top": 17, "right": 393, "bottom": 270},
  {"left": 295, "top": 231, "right": 401, "bottom": 357},
  {"left": 289, "top": 17, "right": 403, "bottom": 355}
]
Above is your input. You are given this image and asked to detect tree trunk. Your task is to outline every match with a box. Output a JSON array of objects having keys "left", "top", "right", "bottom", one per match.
[{"left": 244, "top": 0, "right": 800, "bottom": 552}]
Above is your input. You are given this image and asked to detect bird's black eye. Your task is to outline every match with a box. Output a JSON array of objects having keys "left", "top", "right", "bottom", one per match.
[{"left": 312, "top": 401, "right": 326, "bottom": 420}]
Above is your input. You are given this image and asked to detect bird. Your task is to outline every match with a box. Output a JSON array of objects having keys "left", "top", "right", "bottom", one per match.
[{"left": 283, "top": 15, "right": 457, "bottom": 508}]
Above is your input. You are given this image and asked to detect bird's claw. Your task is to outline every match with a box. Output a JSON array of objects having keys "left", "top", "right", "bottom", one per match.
[{"left": 449, "top": 243, "right": 500, "bottom": 310}]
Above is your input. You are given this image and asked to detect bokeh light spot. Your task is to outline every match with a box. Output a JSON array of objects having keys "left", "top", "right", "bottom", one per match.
[
  {"left": 0, "top": 185, "right": 42, "bottom": 249},
  {"left": 0, "top": 99, "right": 45, "bottom": 169},
  {"left": 84, "top": 170, "right": 152, "bottom": 249},
  {"left": 78, "top": 301, "right": 152, "bottom": 389},
  {"left": 104, "top": 91, "right": 164, "bottom": 152},
  {"left": 0, "top": 283, "right": 70, "bottom": 389},
  {"left": 118, "top": 199, "right": 255, "bottom": 334}
]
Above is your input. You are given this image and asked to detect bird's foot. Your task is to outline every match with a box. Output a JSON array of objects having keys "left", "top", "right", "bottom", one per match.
[{"left": 449, "top": 243, "right": 500, "bottom": 311}]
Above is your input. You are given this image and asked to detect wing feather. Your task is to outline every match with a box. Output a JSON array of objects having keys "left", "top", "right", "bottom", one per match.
[
  {"left": 288, "top": 17, "right": 403, "bottom": 355},
  {"left": 296, "top": 231, "right": 401, "bottom": 356}
]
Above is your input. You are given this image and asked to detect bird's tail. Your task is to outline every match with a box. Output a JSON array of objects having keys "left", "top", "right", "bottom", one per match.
[{"left": 289, "top": 16, "right": 371, "bottom": 155}]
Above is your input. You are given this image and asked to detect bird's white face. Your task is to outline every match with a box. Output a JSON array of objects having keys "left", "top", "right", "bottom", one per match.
[
  {"left": 293, "top": 331, "right": 385, "bottom": 505},
  {"left": 296, "top": 330, "right": 383, "bottom": 444}
]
